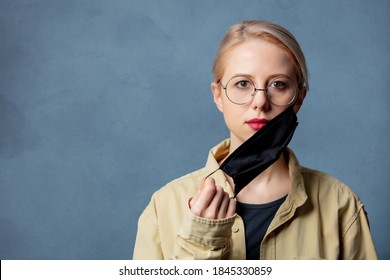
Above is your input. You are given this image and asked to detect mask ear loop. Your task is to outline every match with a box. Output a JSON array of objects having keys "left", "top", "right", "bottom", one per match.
[
  {"left": 204, "top": 168, "right": 220, "bottom": 180},
  {"left": 204, "top": 168, "right": 237, "bottom": 198}
]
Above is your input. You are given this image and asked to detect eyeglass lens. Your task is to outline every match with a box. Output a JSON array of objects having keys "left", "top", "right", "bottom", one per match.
[{"left": 224, "top": 76, "right": 296, "bottom": 106}]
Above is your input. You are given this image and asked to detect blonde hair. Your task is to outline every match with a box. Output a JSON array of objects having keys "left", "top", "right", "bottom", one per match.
[{"left": 212, "top": 20, "right": 309, "bottom": 90}]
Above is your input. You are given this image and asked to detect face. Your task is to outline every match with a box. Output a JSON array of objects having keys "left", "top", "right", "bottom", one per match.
[{"left": 211, "top": 40, "right": 306, "bottom": 151}]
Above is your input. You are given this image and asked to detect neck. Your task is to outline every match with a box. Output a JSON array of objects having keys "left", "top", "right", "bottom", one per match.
[
  {"left": 228, "top": 134, "right": 244, "bottom": 155},
  {"left": 226, "top": 152, "right": 291, "bottom": 204}
]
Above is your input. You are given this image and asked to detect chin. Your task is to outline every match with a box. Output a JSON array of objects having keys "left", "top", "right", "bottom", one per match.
[{"left": 230, "top": 131, "right": 254, "bottom": 147}]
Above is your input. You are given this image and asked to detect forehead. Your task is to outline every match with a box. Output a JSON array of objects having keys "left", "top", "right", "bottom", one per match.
[{"left": 222, "top": 40, "right": 297, "bottom": 81}]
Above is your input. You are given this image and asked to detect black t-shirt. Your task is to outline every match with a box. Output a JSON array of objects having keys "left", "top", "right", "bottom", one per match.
[{"left": 236, "top": 195, "right": 287, "bottom": 260}]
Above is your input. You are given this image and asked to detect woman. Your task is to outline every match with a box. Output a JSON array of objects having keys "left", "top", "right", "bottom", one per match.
[{"left": 133, "top": 20, "right": 377, "bottom": 260}]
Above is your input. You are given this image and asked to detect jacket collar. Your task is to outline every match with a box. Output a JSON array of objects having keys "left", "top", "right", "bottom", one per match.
[
  {"left": 204, "top": 139, "right": 308, "bottom": 212},
  {"left": 269, "top": 148, "right": 308, "bottom": 229}
]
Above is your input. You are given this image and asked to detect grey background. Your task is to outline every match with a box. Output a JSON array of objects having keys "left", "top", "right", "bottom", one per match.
[{"left": 0, "top": 0, "right": 389, "bottom": 259}]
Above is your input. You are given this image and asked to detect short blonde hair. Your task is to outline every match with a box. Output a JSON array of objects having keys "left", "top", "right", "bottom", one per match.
[{"left": 212, "top": 20, "right": 309, "bottom": 91}]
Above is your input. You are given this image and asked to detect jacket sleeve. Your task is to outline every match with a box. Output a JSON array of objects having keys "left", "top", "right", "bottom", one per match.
[
  {"left": 133, "top": 193, "right": 236, "bottom": 260},
  {"left": 133, "top": 195, "right": 164, "bottom": 260},
  {"left": 175, "top": 205, "right": 236, "bottom": 259},
  {"left": 341, "top": 202, "right": 377, "bottom": 259}
]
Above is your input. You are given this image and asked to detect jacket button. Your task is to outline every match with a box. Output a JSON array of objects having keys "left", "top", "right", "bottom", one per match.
[{"left": 232, "top": 227, "right": 239, "bottom": 233}]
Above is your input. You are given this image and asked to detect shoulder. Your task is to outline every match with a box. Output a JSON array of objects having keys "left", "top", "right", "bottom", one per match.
[
  {"left": 301, "top": 167, "right": 357, "bottom": 194},
  {"left": 288, "top": 149, "right": 362, "bottom": 206},
  {"left": 300, "top": 166, "right": 364, "bottom": 213},
  {"left": 152, "top": 167, "right": 207, "bottom": 203}
]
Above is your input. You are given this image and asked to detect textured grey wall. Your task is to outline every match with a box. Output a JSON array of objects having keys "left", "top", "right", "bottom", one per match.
[{"left": 0, "top": 0, "right": 389, "bottom": 259}]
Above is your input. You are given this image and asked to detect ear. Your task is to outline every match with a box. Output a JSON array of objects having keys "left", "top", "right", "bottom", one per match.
[
  {"left": 293, "top": 87, "right": 307, "bottom": 113},
  {"left": 211, "top": 82, "right": 224, "bottom": 112}
]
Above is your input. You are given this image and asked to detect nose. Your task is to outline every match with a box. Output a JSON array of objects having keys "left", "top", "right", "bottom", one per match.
[{"left": 251, "top": 88, "right": 270, "bottom": 111}]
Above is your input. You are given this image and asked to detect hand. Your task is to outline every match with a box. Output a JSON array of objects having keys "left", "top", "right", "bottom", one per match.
[{"left": 189, "top": 177, "right": 236, "bottom": 219}]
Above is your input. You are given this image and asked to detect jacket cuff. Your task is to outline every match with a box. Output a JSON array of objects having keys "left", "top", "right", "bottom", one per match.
[{"left": 178, "top": 202, "right": 236, "bottom": 248}]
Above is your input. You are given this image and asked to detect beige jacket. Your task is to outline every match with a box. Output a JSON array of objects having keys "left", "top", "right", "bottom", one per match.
[{"left": 133, "top": 140, "right": 377, "bottom": 259}]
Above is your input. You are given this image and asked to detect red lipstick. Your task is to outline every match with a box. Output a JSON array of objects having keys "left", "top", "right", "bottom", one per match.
[{"left": 246, "top": 118, "right": 269, "bottom": 131}]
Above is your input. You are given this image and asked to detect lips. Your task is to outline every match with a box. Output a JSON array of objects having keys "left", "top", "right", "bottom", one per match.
[{"left": 246, "top": 118, "right": 269, "bottom": 131}]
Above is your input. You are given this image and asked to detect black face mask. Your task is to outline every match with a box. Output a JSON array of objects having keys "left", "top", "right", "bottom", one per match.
[{"left": 217, "top": 106, "right": 298, "bottom": 197}]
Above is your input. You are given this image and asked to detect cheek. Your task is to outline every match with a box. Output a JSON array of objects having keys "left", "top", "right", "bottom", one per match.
[{"left": 221, "top": 103, "right": 244, "bottom": 129}]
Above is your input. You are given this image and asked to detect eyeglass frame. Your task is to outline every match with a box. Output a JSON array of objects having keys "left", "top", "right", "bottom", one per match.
[{"left": 219, "top": 75, "right": 300, "bottom": 106}]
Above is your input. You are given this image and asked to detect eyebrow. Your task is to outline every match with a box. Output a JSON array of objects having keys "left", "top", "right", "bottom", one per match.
[{"left": 230, "top": 73, "right": 294, "bottom": 81}]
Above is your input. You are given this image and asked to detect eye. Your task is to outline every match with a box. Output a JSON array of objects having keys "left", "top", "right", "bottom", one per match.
[
  {"left": 270, "top": 80, "right": 287, "bottom": 90},
  {"left": 235, "top": 80, "right": 251, "bottom": 89}
]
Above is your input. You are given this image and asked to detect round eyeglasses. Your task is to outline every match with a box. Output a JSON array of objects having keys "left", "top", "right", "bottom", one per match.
[{"left": 219, "top": 75, "right": 298, "bottom": 106}]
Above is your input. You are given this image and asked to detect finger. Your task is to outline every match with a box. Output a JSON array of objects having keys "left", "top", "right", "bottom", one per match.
[
  {"left": 217, "top": 192, "right": 230, "bottom": 219},
  {"left": 198, "top": 178, "right": 217, "bottom": 207},
  {"left": 189, "top": 188, "right": 201, "bottom": 209},
  {"left": 226, "top": 197, "right": 236, "bottom": 218},
  {"left": 190, "top": 178, "right": 217, "bottom": 216},
  {"left": 189, "top": 178, "right": 213, "bottom": 209},
  {"left": 203, "top": 186, "right": 224, "bottom": 219}
]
